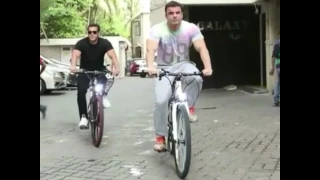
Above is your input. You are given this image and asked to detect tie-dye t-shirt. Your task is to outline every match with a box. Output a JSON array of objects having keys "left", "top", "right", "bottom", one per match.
[{"left": 149, "top": 20, "right": 204, "bottom": 66}]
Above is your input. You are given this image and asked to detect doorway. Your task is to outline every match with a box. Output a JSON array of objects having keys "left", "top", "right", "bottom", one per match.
[
  {"left": 188, "top": 5, "right": 265, "bottom": 89},
  {"left": 134, "top": 46, "right": 142, "bottom": 58}
]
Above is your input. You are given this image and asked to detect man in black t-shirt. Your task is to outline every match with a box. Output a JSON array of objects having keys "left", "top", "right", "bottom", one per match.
[{"left": 70, "top": 24, "right": 120, "bottom": 129}]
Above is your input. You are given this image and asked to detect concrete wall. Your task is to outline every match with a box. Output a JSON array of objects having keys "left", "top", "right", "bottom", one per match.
[
  {"left": 150, "top": 6, "right": 165, "bottom": 26},
  {"left": 40, "top": 46, "right": 61, "bottom": 60},
  {"left": 264, "top": 0, "right": 280, "bottom": 92},
  {"left": 132, "top": 16, "right": 142, "bottom": 49}
]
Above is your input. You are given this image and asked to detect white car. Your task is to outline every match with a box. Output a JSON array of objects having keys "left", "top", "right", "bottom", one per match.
[
  {"left": 40, "top": 55, "right": 78, "bottom": 86},
  {"left": 135, "top": 59, "right": 157, "bottom": 78},
  {"left": 40, "top": 61, "right": 67, "bottom": 95}
]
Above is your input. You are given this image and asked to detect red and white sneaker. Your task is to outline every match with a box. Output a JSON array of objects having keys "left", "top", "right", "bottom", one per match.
[
  {"left": 189, "top": 106, "right": 198, "bottom": 123},
  {"left": 154, "top": 136, "right": 166, "bottom": 152}
]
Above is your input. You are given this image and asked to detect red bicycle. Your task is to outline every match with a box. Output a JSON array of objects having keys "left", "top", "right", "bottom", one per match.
[{"left": 75, "top": 69, "right": 114, "bottom": 147}]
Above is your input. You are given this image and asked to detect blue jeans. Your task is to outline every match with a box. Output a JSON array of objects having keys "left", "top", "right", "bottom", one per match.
[{"left": 273, "top": 68, "right": 280, "bottom": 103}]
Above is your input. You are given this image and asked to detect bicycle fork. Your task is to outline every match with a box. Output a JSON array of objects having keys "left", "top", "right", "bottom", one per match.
[{"left": 168, "top": 81, "right": 189, "bottom": 153}]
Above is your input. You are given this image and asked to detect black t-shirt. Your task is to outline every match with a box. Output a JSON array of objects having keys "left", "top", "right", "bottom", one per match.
[{"left": 74, "top": 37, "right": 113, "bottom": 70}]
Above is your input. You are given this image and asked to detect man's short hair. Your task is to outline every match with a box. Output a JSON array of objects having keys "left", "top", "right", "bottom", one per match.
[
  {"left": 87, "top": 23, "right": 100, "bottom": 32},
  {"left": 165, "top": 1, "right": 183, "bottom": 13}
]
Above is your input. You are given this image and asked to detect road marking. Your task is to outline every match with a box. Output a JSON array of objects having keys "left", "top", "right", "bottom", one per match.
[
  {"left": 130, "top": 167, "right": 144, "bottom": 177},
  {"left": 123, "top": 165, "right": 144, "bottom": 177}
]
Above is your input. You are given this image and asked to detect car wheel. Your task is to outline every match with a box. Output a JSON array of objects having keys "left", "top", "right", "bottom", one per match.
[
  {"left": 40, "top": 78, "right": 47, "bottom": 95},
  {"left": 140, "top": 73, "right": 147, "bottom": 78}
]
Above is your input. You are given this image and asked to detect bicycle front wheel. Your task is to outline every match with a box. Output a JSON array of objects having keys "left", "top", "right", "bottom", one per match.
[
  {"left": 174, "top": 104, "right": 192, "bottom": 179},
  {"left": 90, "top": 95, "right": 104, "bottom": 148}
]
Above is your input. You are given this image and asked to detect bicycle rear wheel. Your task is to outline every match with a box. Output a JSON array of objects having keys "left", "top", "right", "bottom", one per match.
[
  {"left": 90, "top": 95, "right": 104, "bottom": 147},
  {"left": 174, "top": 104, "right": 192, "bottom": 179}
]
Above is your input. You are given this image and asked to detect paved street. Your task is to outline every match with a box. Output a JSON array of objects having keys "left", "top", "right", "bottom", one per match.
[{"left": 40, "top": 77, "right": 280, "bottom": 180}]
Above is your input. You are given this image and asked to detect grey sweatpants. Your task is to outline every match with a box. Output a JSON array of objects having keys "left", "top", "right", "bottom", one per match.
[{"left": 154, "top": 61, "right": 203, "bottom": 137}]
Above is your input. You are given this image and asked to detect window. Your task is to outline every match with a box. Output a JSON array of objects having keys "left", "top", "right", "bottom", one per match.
[
  {"left": 134, "top": 21, "right": 141, "bottom": 36},
  {"left": 134, "top": 47, "right": 142, "bottom": 58},
  {"left": 62, "top": 47, "right": 71, "bottom": 51}
]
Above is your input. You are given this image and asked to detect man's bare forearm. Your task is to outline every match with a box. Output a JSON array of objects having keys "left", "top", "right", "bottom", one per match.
[
  {"left": 199, "top": 48, "right": 212, "bottom": 69},
  {"left": 71, "top": 57, "right": 78, "bottom": 67},
  {"left": 110, "top": 58, "right": 119, "bottom": 69},
  {"left": 146, "top": 50, "right": 155, "bottom": 67}
]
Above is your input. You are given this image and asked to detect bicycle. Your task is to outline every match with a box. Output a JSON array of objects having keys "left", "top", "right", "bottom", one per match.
[
  {"left": 156, "top": 69, "right": 203, "bottom": 179},
  {"left": 75, "top": 68, "right": 114, "bottom": 147}
]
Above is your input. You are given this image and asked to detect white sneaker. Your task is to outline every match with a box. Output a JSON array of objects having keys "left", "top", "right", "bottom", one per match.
[
  {"left": 189, "top": 107, "right": 198, "bottom": 123},
  {"left": 79, "top": 115, "right": 89, "bottom": 129},
  {"left": 189, "top": 114, "right": 198, "bottom": 123},
  {"left": 103, "top": 96, "right": 111, "bottom": 108}
]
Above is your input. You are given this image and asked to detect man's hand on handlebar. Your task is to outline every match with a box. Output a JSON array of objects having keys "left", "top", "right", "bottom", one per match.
[
  {"left": 148, "top": 66, "right": 158, "bottom": 76},
  {"left": 107, "top": 64, "right": 120, "bottom": 76},
  {"left": 111, "top": 66, "right": 120, "bottom": 76},
  {"left": 70, "top": 66, "right": 78, "bottom": 73},
  {"left": 202, "top": 68, "right": 213, "bottom": 76}
]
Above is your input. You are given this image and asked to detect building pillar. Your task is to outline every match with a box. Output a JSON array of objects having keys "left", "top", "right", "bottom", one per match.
[
  {"left": 141, "top": 13, "right": 150, "bottom": 58},
  {"left": 265, "top": 0, "right": 280, "bottom": 92}
]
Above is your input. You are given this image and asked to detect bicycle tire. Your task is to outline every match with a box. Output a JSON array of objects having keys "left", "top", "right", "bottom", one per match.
[
  {"left": 168, "top": 103, "right": 175, "bottom": 155},
  {"left": 174, "top": 104, "right": 192, "bottom": 179},
  {"left": 90, "top": 95, "right": 104, "bottom": 148}
]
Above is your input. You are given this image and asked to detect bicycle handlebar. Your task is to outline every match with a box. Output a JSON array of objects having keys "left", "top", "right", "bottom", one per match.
[
  {"left": 160, "top": 71, "right": 203, "bottom": 77},
  {"left": 152, "top": 69, "right": 203, "bottom": 80},
  {"left": 74, "top": 69, "right": 111, "bottom": 74}
]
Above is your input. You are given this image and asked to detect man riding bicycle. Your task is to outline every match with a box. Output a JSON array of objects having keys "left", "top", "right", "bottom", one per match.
[
  {"left": 70, "top": 23, "right": 120, "bottom": 129},
  {"left": 146, "top": 1, "right": 213, "bottom": 152}
]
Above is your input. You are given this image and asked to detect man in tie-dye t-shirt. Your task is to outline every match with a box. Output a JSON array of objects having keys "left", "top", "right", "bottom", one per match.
[{"left": 146, "top": 1, "right": 213, "bottom": 152}]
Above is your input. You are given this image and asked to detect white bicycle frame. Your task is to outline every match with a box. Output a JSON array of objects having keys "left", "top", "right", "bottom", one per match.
[{"left": 169, "top": 79, "right": 189, "bottom": 160}]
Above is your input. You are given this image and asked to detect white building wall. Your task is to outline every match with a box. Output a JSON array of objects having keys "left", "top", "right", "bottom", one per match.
[
  {"left": 131, "top": 12, "right": 151, "bottom": 58},
  {"left": 264, "top": 0, "right": 280, "bottom": 92},
  {"left": 150, "top": 6, "right": 166, "bottom": 26},
  {"left": 40, "top": 46, "right": 61, "bottom": 60}
]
